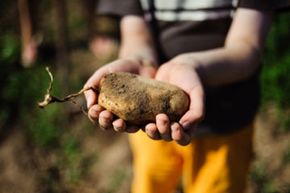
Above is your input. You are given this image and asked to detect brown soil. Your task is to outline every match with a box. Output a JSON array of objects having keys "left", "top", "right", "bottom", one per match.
[{"left": 247, "top": 107, "right": 290, "bottom": 193}]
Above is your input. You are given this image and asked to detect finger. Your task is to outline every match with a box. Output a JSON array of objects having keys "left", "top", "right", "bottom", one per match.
[
  {"left": 154, "top": 63, "right": 171, "bottom": 81},
  {"left": 88, "top": 104, "right": 104, "bottom": 124},
  {"left": 179, "top": 87, "right": 204, "bottom": 130},
  {"left": 84, "top": 60, "right": 141, "bottom": 107},
  {"left": 171, "top": 122, "right": 191, "bottom": 146},
  {"left": 84, "top": 89, "right": 98, "bottom": 109},
  {"left": 156, "top": 114, "right": 172, "bottom": 141},
  {"left": 98, "top": 110, "right": 114, "bottom": 130},
  {"left": 112, "top": 119, "right": 127, "bottom": 132},
  {"left": 145, "top": 123, "right": 161, "bottom": 140},
  {"left": 84, "top": 67, "right": 111, "bottom": 108},
  {"left": 84, "top": 67, "right": 108, "bottom": 89}
]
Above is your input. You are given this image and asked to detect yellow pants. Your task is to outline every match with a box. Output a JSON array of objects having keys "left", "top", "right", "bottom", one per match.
[{"left": 128, "top": 124, "right": 254, "bottom": 193}]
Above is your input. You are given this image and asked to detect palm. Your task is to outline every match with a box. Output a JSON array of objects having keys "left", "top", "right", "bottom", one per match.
[
  {"left": 84, "top": 58, "right": 157, "bottom": 133},
  {"left": 150, "top": 61, "right": 205, "bottom": 145}
]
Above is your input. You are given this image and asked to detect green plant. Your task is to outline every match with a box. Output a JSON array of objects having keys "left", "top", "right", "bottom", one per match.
[
  {"left": 62, "top": 136, "right": 81, "bottom": 183},
  {"left": 261, "top": 12, "right": 290, "bottom": 132},
  {"left": 105, "top": 168, "right": 128, "bottom": 193},
  {"left": 0, "top": 34, "right": 20, "bottom": 64},
  {"left": 250, "top": 164, "right": 279, "bottom": 193}
]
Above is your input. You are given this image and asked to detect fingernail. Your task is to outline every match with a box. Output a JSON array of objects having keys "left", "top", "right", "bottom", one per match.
[
  {"left": 145, "top": 125, "right": 156, "bottom": 136},
  {"left": 145, "top": 126, "right": 152, "bottom": 133},
  {"left": 171, "top": 123, "right": 179, "bottom": 131},
  {"left": 99, "top": 118, "right": 109, "bottom": 130},
  {"left": 113, "top": 125, "right": 125, "bottom": 132},
  {"left": 89, "top": 106, "right": 99, "bottom": 118},
  {"left": 113, "top": 125, "right": 120, "bottom": 132},
  {"left": 87, "top": 100, "right": 93, "bottom": 109}
]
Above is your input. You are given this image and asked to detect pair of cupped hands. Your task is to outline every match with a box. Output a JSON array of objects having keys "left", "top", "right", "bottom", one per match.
[{"left": 84, "top": 55, "right": 204, "bottom": 145}]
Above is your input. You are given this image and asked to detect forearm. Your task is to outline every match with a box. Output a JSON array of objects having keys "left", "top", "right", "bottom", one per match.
[
  {"left": 18, "top": 0, "right": 33, "bottom": 46},
  {"left": 185, "top": 42, "right": 261, "bottom": 86},
  {"left": 178, "top": 8, "right": 272, "bottom": 86},
  {"left": 118, "top": 16, "right": 158, "bottom": 67}
]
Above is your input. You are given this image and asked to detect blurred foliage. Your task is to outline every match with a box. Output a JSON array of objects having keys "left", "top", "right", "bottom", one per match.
[
  {"left": 61, "top": 136, "right": 82, "bottom": 183},
  {"left": 283, "top": 146, "right": 290, "bottom": 165},
  {"left": 250, "top": 162, "right": 290, "bottom": 193},
  {"left": 250, "top": 164, "right": 279, "bottom": 193},
  {"left": 261, "top": 12, "right": 290, "bottom": 132},
  {"left": 0, "top": 29, "right": 86, "bottom": 190},
  {"left": 0, "top": 33, "right": 61, "bottom": 147},
  {"left": 105, "top": 168, "right": 128, "bottom": 193},
  {"left": 0, "top": 0, "right": 107, "bottom": 191},
  {"left": 0, "top": 34, "right": 20, "bottom": 64},
  {"left": 254, "top": 12, "right": 290, "bottom": 193}
]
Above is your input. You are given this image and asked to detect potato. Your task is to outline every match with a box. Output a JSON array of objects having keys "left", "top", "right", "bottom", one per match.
[{"left": 98, "top": 72, "right": 189, "bottom": 125}]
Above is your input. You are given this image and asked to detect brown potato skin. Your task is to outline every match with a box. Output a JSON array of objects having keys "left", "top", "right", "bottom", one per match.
[{"left": 98, "top": 72, "right": 189, "bottom": 125}]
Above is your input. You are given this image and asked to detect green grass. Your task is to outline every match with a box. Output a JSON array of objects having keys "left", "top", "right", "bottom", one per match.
[
  {"left": 260, "top": 12, "right": 290, "bottom": 133},
  {"left": 105, "top": 168, "right": 128, "bottom": 193},
  {"left": 250, "top": 164, "right": 279, "bottom": 193}
]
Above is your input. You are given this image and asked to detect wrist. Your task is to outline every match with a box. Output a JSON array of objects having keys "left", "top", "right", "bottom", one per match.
[
  {"left": 119, "top": 55, "right": 158, "bottom": 69},
  {"left": 119, "top": 44, "right": 158, "bottom": 66},
  {"left": 172, "top": 53, "right": 203, "bottom": 73}
]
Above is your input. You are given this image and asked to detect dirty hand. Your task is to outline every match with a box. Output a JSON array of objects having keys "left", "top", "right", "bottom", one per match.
[
  {"left": 84, "top": 58, "right": 157, "bottom": 132},
  {"left": 144, "top": 56, "right": 205, "bottom": 145}
]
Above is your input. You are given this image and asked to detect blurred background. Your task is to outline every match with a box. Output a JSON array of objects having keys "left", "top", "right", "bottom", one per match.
[{"left": 0, "top": 0, "right": 290, "bottom": 193}]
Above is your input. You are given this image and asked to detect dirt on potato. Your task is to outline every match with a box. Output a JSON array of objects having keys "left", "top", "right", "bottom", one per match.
[{"left": 98, "top": 72, "right": 189, "bottom": 125}]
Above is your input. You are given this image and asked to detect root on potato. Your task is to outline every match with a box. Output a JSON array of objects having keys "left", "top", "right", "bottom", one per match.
[
  {"left": 38, "top": 67, "right": 95, "bottom": 110},
  {"left": 38, "top": 69, "right": 189, "bottom": 125}
]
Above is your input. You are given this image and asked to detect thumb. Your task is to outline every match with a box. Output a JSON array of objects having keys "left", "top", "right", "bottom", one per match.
[
  {"left": 84, "top": 88, "right": 98, "bottom": 109},
  {"left": 179, "top": 87, "right": 204, "bottom": 130}
]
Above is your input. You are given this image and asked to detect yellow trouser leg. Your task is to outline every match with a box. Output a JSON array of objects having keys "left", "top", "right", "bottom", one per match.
[
  {"left": 182, "top": 124, "right": 254, "bottom": 193},
  {"left": 129, "top": 131, "right": 184, "bottom": 193},
  {"left": 129, "top": 124, "right": 253, "bottom": 193}
]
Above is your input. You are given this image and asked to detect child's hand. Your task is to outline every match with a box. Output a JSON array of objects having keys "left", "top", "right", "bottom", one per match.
[
  {"left": 84, "top": 58, "right": 156, "bottom": 133},
  {"left": 145, "top": 55, "right": 205, "bottom": 145}
]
